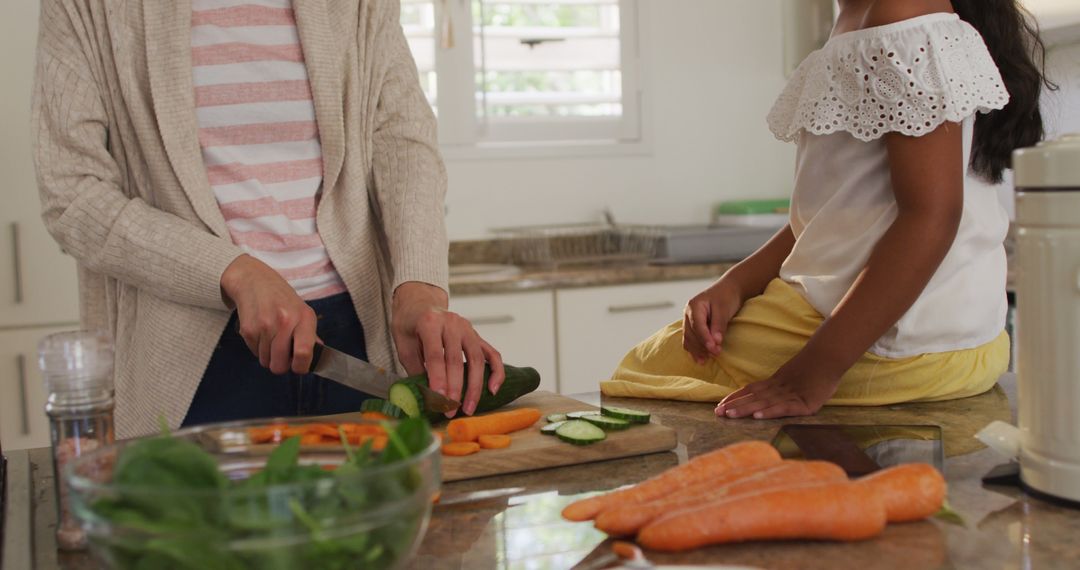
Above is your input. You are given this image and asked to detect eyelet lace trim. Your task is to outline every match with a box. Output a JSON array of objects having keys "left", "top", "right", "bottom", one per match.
[{"left": 767, "top": 16, "right": 1010, "bottom": 143}]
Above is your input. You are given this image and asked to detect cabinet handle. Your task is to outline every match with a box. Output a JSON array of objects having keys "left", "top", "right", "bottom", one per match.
[
  {"left": 11, "top": 222, "right": 23, "bottom": 304},
  {"left": 608, "top": 301, "right": 677, "bottom": 314},
  {"left": 16, "top": 353, "right": 30, "bottom": 436},
  {"left": 467, "top": 315, "right": 515, "bottom": 326}
]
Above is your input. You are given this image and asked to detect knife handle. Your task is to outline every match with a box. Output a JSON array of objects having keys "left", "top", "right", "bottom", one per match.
[{"left": 309, "top": 342, "right": 325, "bottom": 374}]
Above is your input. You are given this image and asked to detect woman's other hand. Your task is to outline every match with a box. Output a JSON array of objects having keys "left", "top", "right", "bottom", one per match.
[
  {"left": 392, "top": 282, "right": 505, "bottom": 417},
  {"left": 683, "top": 278, "right": 744, "bottom": 365},
  {"left": 220, "top": 254, "right": 318, "bottom": 375}
]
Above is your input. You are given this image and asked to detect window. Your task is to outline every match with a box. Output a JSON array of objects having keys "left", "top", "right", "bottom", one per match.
[{"left": 401, "top": 0, "right": 643, "bottom": 149}]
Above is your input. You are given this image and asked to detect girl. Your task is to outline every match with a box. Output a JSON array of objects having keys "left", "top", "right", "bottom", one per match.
[{"left": 603, "top": 0, "right": 1052, "bottom": 419}]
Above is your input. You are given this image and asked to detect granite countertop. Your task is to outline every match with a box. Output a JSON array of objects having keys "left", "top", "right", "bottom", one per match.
[
  {"left": 7, "top": 374, "right": 1077, "bottom": 570},
  {"left": 448, "top": 261, "right": 735, "bottom": 296}
]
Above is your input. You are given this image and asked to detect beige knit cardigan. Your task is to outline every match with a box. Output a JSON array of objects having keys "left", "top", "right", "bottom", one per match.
[{"left": 32, "top": 0, "right": 449, "bottom": 438}]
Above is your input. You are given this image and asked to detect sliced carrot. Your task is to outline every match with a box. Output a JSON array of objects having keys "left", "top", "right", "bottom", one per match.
[
  {"left": 442, "top": 442, "right": 481, "bottom": 456},
  {"left": 374, "top": 435, "right": 389, "bottom": 451},
  {"left": 478, "top": 434, "right": 512, "bottom": 449},
  {"left": 562, "top": 440, "right": 781, "bottom": 522},
  {"left": 300, "top": 433, "right": 323, "bottom": 445},
  {"left": 612, "top": 541, "right": 641, "bottom": 561},
  {"left": 342, "top": 424, "right": 385, "bottom": 438},
  {"left": 304, "top": 424, "right": 341, "bottom": 438},
  {"left": 855, "top": 463, "right": 946, "bottom": 523},
  {"left": 447, "top": 408, "right": 542, "bottom": 443},
  {"left": 360, "top": 411, "right": 392, "bottom": 421},
  {"left": 248, "top": 424, "right": 287, "bottom": 444},
  {"left": 282, "top": 426, "right": 307, "bottom": 438},
  {"left": 594, "top": 460, "right": 846, "bottom": 536},
  {"left": 637, "top": 481, "right": 887, "bottom": 552}
]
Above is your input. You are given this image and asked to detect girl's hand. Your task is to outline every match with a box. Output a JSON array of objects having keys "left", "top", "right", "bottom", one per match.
[
  {"left": 220, "top": 255, "right": 319, "bottom": 375},
  {"left": 392, "top": 282, "right": 505, "bottom": 418},
  {"left": 714, "top": 350, "right": 842, "bottom": 419},
  {"left": 682, "top": 278, "right": 744, "bottom": 365}
]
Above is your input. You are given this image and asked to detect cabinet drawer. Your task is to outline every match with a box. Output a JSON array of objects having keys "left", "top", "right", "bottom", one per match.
[
  {"left": 450, "top": 291, "right": 558, "bottom": 394},
  {"left": 556, "top": 279, "right": 714, "bottom": 395},
  {"left": 0, "top": 219, "right": 80, "bottom": 328},
  {"left": 0, "top": 326, "right": 77, "bottom": 451}
]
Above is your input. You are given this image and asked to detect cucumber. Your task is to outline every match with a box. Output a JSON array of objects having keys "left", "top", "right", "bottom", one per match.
[
  {"left": 541, "top": 421, "right": 566, "bottom": 435},
  {"left": 580, "top": 414, "right": 631, "bottom": 431},
  {"left": 389, "top": 363, "right": 542, "bottom": 420},
  {"left": 566, "top": 411, "right": 598, "bottom": 419},
  {"left": 600, "top": 406, "right": 651, "bottom": 424},
  {"left": 388, "top": 383, "right": 425, "bottom": 420},
  {"left": 360, "top": 399, "right": 406, "bottom": 419},
  {"left": 546, "top": 413, "right": 568, "bottom": 423},
  {"left": 555, "top": 420, "right": 606, "bottom": 446}
]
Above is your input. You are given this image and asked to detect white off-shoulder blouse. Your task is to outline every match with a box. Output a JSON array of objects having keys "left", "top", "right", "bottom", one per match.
[{"left": 767, "top": 13, "right": 1011, "bottom": 358}]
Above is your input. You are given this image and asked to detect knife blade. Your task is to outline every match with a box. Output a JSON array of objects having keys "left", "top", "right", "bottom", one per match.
[{"left": 309, "top": 344, "right": 461, "bottom": 414}]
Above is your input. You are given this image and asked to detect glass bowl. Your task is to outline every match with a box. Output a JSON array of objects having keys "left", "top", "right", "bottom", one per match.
[{"left": 64, "top": 418, "right": 441, "bottom": 569}]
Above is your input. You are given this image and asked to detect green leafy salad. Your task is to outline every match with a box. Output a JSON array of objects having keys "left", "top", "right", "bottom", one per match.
[{"left": 79, "top": 418, "right": 437, "bottom": 570}]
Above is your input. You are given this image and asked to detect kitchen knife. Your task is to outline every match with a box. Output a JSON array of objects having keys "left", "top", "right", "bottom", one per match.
[{"left": 309, "top": 344, "right": 460, "bottom": 414}]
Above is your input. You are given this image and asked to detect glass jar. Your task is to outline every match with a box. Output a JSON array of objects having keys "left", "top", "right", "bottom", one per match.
[{"left": 38, "top": 330, "right": 115, "bottom": 551}]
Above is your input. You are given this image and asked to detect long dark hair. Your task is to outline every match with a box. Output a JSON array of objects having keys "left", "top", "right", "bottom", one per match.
[{"left": 951, "top": 0, "right": 1056, "bottom": 183}]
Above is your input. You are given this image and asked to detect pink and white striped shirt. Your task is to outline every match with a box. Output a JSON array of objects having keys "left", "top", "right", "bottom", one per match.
[{"left": 191, "top": 0, "right": 346, "bottom": 300}]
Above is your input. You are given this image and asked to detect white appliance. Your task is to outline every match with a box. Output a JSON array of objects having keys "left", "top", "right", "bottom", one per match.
[{"left": 979, "top": 133, "right": 1080, "bottom": 502}]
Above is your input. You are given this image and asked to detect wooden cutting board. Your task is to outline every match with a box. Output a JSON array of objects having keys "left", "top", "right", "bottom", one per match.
[{"left": 437, "top": 391, "right": 677, "bottom": 482}]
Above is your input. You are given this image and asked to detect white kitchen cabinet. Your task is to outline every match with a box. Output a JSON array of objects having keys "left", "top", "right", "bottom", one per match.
[
  {"left": 555, "top": 279, "right": 714, "bottom": 395},
  {"left": 0, "top": 218, "right": 80, "bottom": 328},
  {"left": 450, "top": 291, "right": 558, "bottom": 394},
  {"left": 0, "top": 0, "right": 79, "bottom": 329},
  {"left": 0, "top": 326, "right": 77, "bottom": 451}
]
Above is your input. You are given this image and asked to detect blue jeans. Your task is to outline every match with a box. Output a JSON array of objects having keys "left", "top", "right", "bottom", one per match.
[{"left": 182, "top": 292, "right": 370, "bottom": 426}]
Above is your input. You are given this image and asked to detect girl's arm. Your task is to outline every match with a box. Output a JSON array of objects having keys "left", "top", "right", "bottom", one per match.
[
  {"left": 718, "top": 122, "right": 964, "bottom": 418},
  {"left": 684, "top": 225, "right": 796, "bottom": 362}
]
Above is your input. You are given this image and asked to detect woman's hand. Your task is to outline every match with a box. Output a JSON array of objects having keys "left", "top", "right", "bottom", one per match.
[
  {"left": 220, "top": 255, "right": 318, "bottom": 375},
  {"left": 683, "top": 278, "right": 744, "bottom": 365},
  {"left": 715, "top": 349, "right": 843, "bottom": 420},
  {"left": 392, "top": 282, "right": 505, "bottom": 417}
]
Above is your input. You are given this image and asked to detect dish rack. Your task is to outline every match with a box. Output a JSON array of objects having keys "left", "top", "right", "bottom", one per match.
[{"left": 491, "top": 223, "right": 664, "bottom": 268}]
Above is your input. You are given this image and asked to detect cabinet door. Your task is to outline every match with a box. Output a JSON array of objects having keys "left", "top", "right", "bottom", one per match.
[
  {"left": 556, "top": 279, "right": 714, "bottom": 395},
  {"left": 450, "top": 291, "right": 558, "bottom": 394},
  {"left": 0, "top": 0, "right": 79, "bottom": 328},
  {"left": 0, "top": 219, "right": 81, "bottom": 328},
  {"left": 0, "top": 327, "right": 77, "bottom": 451}
]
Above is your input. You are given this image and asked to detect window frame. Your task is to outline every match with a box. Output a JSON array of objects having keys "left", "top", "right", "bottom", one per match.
[{"left": 415, "top": 0, "right": 649, "bottom": 158}]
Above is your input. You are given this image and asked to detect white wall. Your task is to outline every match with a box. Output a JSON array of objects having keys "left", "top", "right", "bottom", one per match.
[
  {"left": 1043, "top": 41, "right": 1080, "bottom": 138},
  {"left": 443, "top": 0, "right": 797, "bottom": 240}
]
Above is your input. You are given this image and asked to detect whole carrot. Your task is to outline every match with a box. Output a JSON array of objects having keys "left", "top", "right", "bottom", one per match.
[
  {"left": 855, "top": 463, "right": 945, "bottom": 523},
  {"left": 561, "top": 441, "right": 781, "bottom": 522},
  {"left": 447, "top": 408, "right": 542, "bottom": 442},
  {"left": 595, "top": 460, "right": 846, "bottom": 536},
  {"left": 637, "top": 481, "right": 887, "bottom": 551}
]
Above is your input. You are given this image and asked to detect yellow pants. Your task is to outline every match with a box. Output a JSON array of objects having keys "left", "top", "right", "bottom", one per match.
[{"left": 601, "top": 279, "right": 1009, "bottom": 405}]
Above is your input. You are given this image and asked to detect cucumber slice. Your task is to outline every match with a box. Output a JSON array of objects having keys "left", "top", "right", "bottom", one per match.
[
  {"left": 555, "top": 420, "right": 606, "bottom": 445},
  {"left": 360, "top": 399, "right": 406, "bottom": 419},
  {"left": 388, "top": 382, "right": 424, "bottom": 419},
  {"left": 546, "top": 413, "right": 568, "bottom": 423},
  {"left": 541, "top": 421, "right": 566, "bottom": 435},
  {"left": 566, "top": 411, "right": 599, "bottom": 419},
  {"left": 580, "top": 414, "right": 631, "bottom": 431},
  {"left": 600, "top": 406, "right": 650, "bottom": 424}
]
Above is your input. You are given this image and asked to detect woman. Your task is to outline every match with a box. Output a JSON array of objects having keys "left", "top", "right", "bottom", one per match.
[{"left": 33, "top": 0, "right": 503, "bottom": 437}]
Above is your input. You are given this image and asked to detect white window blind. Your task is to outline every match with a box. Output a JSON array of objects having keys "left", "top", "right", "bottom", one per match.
[{"left": 401, "top": 0, "right": 643, "bottom": 148}]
